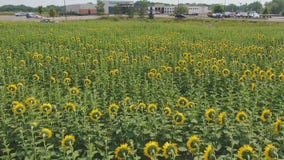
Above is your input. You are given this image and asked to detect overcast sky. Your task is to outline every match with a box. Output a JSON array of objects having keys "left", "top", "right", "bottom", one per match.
[{"left": 0, "top": 0, "right": 270, "bottom": 7}]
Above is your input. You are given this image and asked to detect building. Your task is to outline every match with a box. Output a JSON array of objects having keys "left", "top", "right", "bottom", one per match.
[
  {"left": 104, "top": 0, "right": 134, "bottom": 14},
  {"left": 151, "top": 3, "right": 175, "bottom": 14},
  {"left": 187, "top": 6, "right": 209, "bottom": 15},
  {"left": 150, "top": 3, "right": 209, "bottom": 15},
  {"left": 66, "top": 4, "right": 97, "bottom": 15}
]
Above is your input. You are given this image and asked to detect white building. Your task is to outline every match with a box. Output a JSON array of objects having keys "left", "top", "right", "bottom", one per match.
[
  {"left": 188, "top": 6, "right": 209, "bottom": 15},
  {"left": 66, "top": 4, "right": 97, "bottom": 15},
  {"left": 104, "top": 0, "right": 134, "bottom": 14}
]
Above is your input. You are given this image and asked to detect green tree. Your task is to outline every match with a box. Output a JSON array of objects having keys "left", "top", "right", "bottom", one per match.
[
  {"left": 212, "top": 5, "right": 224, "bottom": 13},
  {"left": 226, "top": 3, "right": 238, "bottom": 12},
  {"left": 262, "top": 7, "right": 270, "bottom": 14},
  {"left": 248, "top": 1, "right": 263, "bottom": 12},
  {"left": 114, "top": 4, "right": 122, "bottom": 15},
  {"left": 49, "top": 7, "right": 58, "bottom": 18},
  {"left": 96, "top": 0, "right": 105, "bottom": 15},
  {"left": 175, "top": 4, "right": 188, "bottom": 14},
  {"left": 138, "top": 0, "right": 149, "bottom": 18},
  {"left": 38, "top": 6, "right": 43, "bottom": 15},
  {"left": 128, "top": 7, "right": 134, "bottom": 18},
  {"left": 265, "top": 0, "right": 284, "bottom": 14}
]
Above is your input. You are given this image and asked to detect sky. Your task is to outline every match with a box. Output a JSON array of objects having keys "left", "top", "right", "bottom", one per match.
[{"left": 0, "top": 0, "right": 271, "bottom": 7}]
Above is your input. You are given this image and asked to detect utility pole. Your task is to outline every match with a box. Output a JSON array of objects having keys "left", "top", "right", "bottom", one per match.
[{"left": 64, "top": 0, "right": 67, "bottom": 21}]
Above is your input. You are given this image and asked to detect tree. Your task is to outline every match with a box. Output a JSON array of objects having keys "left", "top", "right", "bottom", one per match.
[
  {"left": 247, "top": 1, "right": 263, "bottom": 13},
  {"left": 114, "top": 4, "right": 122, "bottom": 15},
  {"left": 212, "top": 5, "right": 224, "bottom": 13},
  {"left": 262, "top": 7, "right": 270, "bottom": 14},
  {"left": 138, "top": 0, "right": 149, "bottom": 18},
  {"left": 175, "top": 4, "right": 188, "bottom": 14},
  {"left": 49, "top": 7, "right": 58, "bottom": 18},
  {"left": 128, "top": 7, "right": 134, "bottom": 18},
  {"left": 265, "top": 0, "right": 284, "bottom": 14},
  {"left": 38, "top": 6, "right": 43, "bottom": 14},
  {"left": 97, "top": 0, "right": 105, "bottom": 15},
  {"left": 226, "top": 4, "right": 238, "bottom": 12}
]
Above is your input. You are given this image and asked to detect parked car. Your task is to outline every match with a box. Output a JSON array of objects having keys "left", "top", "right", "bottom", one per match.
[
  {"left": 212, "top": 13, "right": 223, "bottom": 18},
  {"left": 249, "top": 11, "right": 260, "bottom": 18},
  {"left": 15, "top": 12, "right": 27, "bottom": 16},
  {"left": 175, "top": 14, "right": 186, "bottom": 18}
]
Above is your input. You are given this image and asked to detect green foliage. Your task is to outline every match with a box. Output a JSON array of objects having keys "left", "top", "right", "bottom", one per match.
[
  {"left": 38, "top": 6, "right": 43, "bottom": 15},
  {"left": 49, "top": 7, "right": 58, "bottom": 17},
  {"left": 247, "top": 1, "right": 263, "bottom": 13},
  {"left": 138, "top": 0, "right": 149, "bottom": 18},
  {"left": 262, "top": 7, "right": 270, "bottom": 14},
  {"left": 0, "top": 5, "right": 36, "bottom": 12},
  {"left": 265, "top": 0, "right": 284, "bottom": 14},
  {"left": 212, "top": 5, "right": 224, "bottom": 13},
  {"left": 175, "top": 4, "right": 188, "bottom": 14},
  {"left": 0, "top": 19, "right": 284, "bottom": 160},
  {"left": 96, "top": 0, "right": 105, "bottom": 15}
]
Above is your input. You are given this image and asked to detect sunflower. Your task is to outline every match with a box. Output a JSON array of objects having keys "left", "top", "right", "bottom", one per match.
[
  {"left": 186, "top": 135, "right": 201, "bottom": 153},
  {"left": 17, "top": 82, "right": 24, "bottom": 88},
  {"left": 273, "top": 119, "right": 282, "bottom": 134},
  {"left": 203, "top": 144, "right": 214, "bottom": 160},
  {"left": 218, "top": 112, "right": 227, "bottom": 125},
  {"left": 138, "top": 102, "right": 146, "bottom": 112},
  {"left": 64, "top": 102, "right": 76, "bottom": 112},
  {"left": 114, "top": 143, "right": 132, "bottom": 160},
  {"left": 25, "top": 96, "right": 38, "bottom": 107},
  {"left": 61, "top": 135, "right": 75, "bottom": 148},
  {"left": 251, "top": 83, "right": 256, "bottom": 91},
  {"left": 155, "top": 72, "right": 162, "bottom": 80},
  {"left": 163, "top": 106, "right": 172, "bottom": 116},
  {"left": 110, "top": 69, "right": 119, "bottom": 76},
  {"left": 238, "top": 145, "right": 254, "bottom": 160},
  {"left": 12, "top": 100, "right": 20, "bottom": 107},
  {"left": 147, "top": 72, "right": 155, "bottom": 79},
  {"left": 174, "top": 66, "right": 181, "bottom": 72},
  {"left": 109, "top": 103, "right": 119, "bottom": 115},
  {"left": 12, "top": 102, "right": 26, "bottom": 115},
  {"left": 63, "top": 77, "right": 72, "bottom": 85},
  {"left": 264, "top": 144, "right": 278, "bottom": 160},
  {"left": 205, "top": 108, "right": 216, "bottom": 122},
  {"left": 194, "top": 69, "right": 202, "bottom": 77},
  {"left": 83, "top": 78, "right": 92, "bottom": 86},
  {"left": 177, "top": 96, "right": 190, "bottom": 108},
  {"left": 260, "top": 109, "right": 272, "bottom": 122},
  {"left": 162, "top": 142, "right": 178, "bottom": 159},
  {"left": 222, "top": 68, "right": 230, "bottom": 77},
  {"left": 236, "top": 111, "right": 248, "bottom": 123},
  {"left": 51, "top": 76, "right": 57, "bottom": 84},
  {"left": 129, "top": 104, "right": 138, "bottom": 112},
  {"left": 40, "top": 103, "right": 53, "bottom": 115},
  {"left": 63, "top": 71, "right": 69, "bottom": 77},
  {"left": 89, "top": 108, "right": 102, "bottom": 122},
  {"left": 211, "top": 65, "right": 219, "bottom": 73},
  {"left": 173, "top": 112, "right": 185, "bottom": 125},
  {"left": 147, "top": 103, "right": 157, "bottom": 113},
  {"left": 69, "top": 87, "right": 80, "bottom": 96},
  {"left": 144, "top": 141, "right": 161, "bottom": 159},
  {"left": 33, "top": 74, "right": 40, "bottom": 81},
  {"left": 41, "top": 128, "right": 53, "bottom": 139},
  {"left": 7, "top": 84, "right": 18, "bottom": 94}
]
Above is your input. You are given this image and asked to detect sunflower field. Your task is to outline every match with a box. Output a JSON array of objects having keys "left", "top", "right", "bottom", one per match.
[{"left": 0, "top": 18, "right": 284, "bottom": 160}]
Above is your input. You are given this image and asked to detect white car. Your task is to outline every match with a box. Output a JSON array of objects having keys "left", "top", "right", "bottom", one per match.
[{"left": 15, "top": 12, "right": 26, "bottom": 16}]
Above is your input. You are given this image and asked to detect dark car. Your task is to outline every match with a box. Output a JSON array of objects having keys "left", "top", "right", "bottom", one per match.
[{"left": 175, "top": 14, "right": 186, "bottom": 18}]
